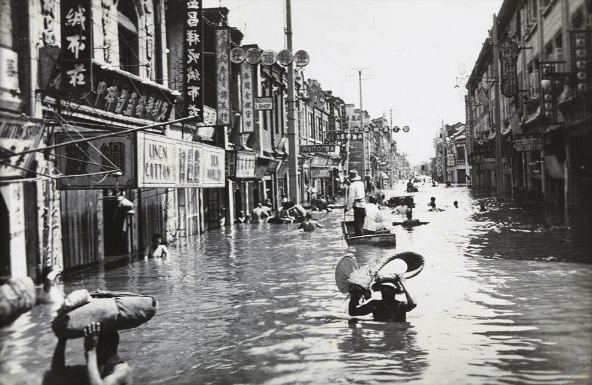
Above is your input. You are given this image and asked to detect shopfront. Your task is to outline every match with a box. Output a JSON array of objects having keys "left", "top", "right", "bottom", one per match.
[
  {"left": 226, "top": 150, "right": 257, "bottom": 222},
  {"left": 54, "top": 130, "right": 225, "bottom": 268},
  {"left": 0, "top": 113, "right": 54, "bottom": 279}
]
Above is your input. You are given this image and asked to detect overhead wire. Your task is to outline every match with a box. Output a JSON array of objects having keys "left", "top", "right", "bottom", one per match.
[{"left": 51, "top": 106, "right": 120, "bottom": 172}]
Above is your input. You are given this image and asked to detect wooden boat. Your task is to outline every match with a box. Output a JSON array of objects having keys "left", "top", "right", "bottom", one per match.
[
  {"left": 341, "top": 221, "right": 396, "bottom": 247},
  {"left": 386, "top": 195, "right": 415, "bottom": 209}
]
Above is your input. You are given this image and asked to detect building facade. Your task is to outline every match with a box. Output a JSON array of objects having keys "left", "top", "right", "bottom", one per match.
[{"left": 466, "top": 0, "right": 591, "bottom": 219}]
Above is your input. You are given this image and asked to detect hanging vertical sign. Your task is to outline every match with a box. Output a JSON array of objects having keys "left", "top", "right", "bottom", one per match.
[
  {"left": 241, "top": 62, "right": 254, "bottom": 133},
  {"left": 499, "top": 37, "right": 519, "bottom": 98},
  {"left": 60, "top": 0, "right": 93, "bottom": 90},
  {"left": 215, "top": 28, "right": 231, "bottom": 125},
  {"left": 184, "top": 0, "right": 204, "bottom": 122}
]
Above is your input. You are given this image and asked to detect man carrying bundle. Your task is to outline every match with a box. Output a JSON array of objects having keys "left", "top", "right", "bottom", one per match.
[
  {"left": 348, "top": 274, "right": 417, "bottom": 322},
  {"left": 49, "top": 322, "right": 132, "bottom": 385}
]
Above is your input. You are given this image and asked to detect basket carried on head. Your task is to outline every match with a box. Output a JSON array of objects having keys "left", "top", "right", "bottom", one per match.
[{"left": 336, "top": 252, "right": 425, "bottom": 295}]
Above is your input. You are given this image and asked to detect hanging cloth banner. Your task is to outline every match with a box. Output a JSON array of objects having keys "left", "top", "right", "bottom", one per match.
[
  {"left": 215, "top": 28, "right": 231, "bottom": 125},
  {"left": 184, "top": 0, "right": 204, "bottom": 122}
]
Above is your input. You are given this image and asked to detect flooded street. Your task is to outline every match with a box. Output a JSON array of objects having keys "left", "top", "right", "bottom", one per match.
[{"left": 1, "top": 184, "right": 591, "bottom": 385}]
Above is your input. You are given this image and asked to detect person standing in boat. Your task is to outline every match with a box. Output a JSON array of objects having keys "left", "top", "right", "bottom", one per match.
[
  {"left": 344, "top": 169, "right": 366, "bottom": 236},
  {"left": 349, "top": 275, "right": 417, "bottom": 322}
]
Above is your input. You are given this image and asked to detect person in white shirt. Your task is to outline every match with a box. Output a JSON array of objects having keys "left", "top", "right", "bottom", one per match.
[
  {"left": 363, "top": 196, "right": 387, "bottom": 234},
  {"left": 344, "top": 170, "right": 366, "bottom": 236}
]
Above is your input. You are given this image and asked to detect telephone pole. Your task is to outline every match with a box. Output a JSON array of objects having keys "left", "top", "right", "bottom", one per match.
[
  {"left": 492, "top": 13, "right": 503, "bottom": 199},
  {"left": 286, "top": 0, "right": 300, "bottom": 203},
  {"left": 352, "top": 68, "right": 368, "bottom": 177}
]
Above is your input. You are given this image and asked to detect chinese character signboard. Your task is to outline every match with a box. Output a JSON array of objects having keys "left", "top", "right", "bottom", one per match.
[
  {"left": 179, "top": 140, "right": 224, "bottom": 187},
  {"left": 241, "top": 62, "right": 254, "bottom": 133},
  {"left": 226, "top": 151, "right": 256, "bottom": 179},
  {"left": 184, "top": 0, "right": 204, "bottom": 121},
  {"left": 60, "top": 0, "right": 92, "bottom": 90},
  {"left": 500, "top": 37, "right": 519, "bottom": 98},
  {"left": 0, "top": 114, "right": 45, "bottom": 179},
  {"left": 0, "top": 47, "right": 20, "bottom": 107},
  {"left": 89, "top": 67, "right": 174, "bottom": 121},
  {"left": 54, "top": 131, "right": 135, "bottom": 189},
  {"left": 446, "top": 153, "right": 456, "bottom": 167},
  {"left": 515, "top": 136, "right": 542, "bottom": 152},
  {"left": 215, "top": 28, "right": 231, "bottom": 125}
]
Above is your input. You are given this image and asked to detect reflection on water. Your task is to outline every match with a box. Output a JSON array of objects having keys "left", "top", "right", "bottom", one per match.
[{"left": 1, "top": 185, "right": 591, "bottom": 385}]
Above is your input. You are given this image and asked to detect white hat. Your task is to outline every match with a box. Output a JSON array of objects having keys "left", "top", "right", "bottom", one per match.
[{"left": 348, "top": 169, "right": 361, "bottom": 181}]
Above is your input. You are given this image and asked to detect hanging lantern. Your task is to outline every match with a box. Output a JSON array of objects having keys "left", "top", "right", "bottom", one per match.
[
  {"left": 230, "top": 47, "right": 246, "bottom": 64},
  {"left": 261, "top": 50, "right": 278, "bottom": 66},
  {"left": 293, "top": 50, "right": 310, "bottom": 67},
  {"left": 245, "top": 48, "right": 262, "bottom": 65},
  {"left": 277, "top": 49, "right": 294, "bottom": 66}
]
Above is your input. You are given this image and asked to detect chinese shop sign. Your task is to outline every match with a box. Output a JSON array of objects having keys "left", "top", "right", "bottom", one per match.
[
  {"left": 226, "top": 151, "right": 256, "bottom": 179},
  {"left": 178, "top": 140, "right": 224, "bottom": 187},
  {"left": 54, "top": 131, "right": 135, "bottom": 189},
  {"left": 89, "top": 66, "right": 174, "bottom": 122},
  {"left": 184, "top": 0, "right": 204, "bottom": 121},
  {"left": 241, "top": 62, "right": 254, "bottom": 133},
  {"left": 0, "top": 113, "right": 45, "bottom": 179},
  {"left": 138, "top": 132, "right": 224, "bottom": 188},
  {"left": 60, "top": 0, "right": 93, "bottom": 90},
  {"left": 500, "top": 37, "right": 519, "bottom": 98},
  {"left": 215, "top": 28, "right": 231, "bottom": 125}
]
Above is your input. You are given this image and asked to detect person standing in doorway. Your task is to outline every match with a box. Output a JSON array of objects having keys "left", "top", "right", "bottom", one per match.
[{"left": 345, "top": 169, "right": 366, "bottom": 236}]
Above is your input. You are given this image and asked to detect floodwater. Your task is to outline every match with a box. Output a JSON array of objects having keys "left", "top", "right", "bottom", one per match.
[{"left": 1, "top": 183, "right": 591, "bottom": 385}]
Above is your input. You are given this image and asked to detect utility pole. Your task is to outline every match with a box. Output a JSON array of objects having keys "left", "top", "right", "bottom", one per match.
[
  {"left": 352, "top": 68, "right": 368, "bottom": 177},
  {"left": 285, "top": 0, "right": 299, "bottom": 203},
  {"left": 492, "top": 13, "right": 504, "bottom": 199}
]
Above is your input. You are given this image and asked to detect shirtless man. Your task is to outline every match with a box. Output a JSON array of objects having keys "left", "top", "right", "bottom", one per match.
[
  {"left": 49, "top": 322, "right": 132, "bottom": 385},
  {"left": 297, "top": 212, "right": 322, "bottom": 232}
]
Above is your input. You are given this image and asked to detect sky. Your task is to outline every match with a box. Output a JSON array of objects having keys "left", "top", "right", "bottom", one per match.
[{"left": 203, "top": 0, "right": 505, "bottom": 164}]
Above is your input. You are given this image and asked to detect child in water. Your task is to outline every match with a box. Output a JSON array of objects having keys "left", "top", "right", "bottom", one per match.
[{"left": 144, "top": 233, "right": 168, "bottom": 258}]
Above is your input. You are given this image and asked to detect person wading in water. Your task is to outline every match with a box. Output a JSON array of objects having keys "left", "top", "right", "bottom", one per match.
[{"left": 348, "top": 274, "right": 417, "bottom": 322}]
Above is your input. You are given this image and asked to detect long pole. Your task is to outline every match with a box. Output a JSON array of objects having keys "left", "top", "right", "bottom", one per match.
[
  {"left": 286, "top": 0, "right": 300, "bottom": 203},
  {"left": 358, "top": 70, "right": 367, "bottom": 179},
  {"left": 492, "top": 13, "right": 503, "bottom": 199}
]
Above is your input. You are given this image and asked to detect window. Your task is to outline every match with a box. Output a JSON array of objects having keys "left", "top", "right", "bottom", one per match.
[
  {"left": 525, "top": 0, "right": 538, "bottom": 27},
  {"left": 571, "top": 7, "right": 584, "bottom": 29},
  {"left": 118, "top": 2, "right": 139, "bottom": 76}
]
